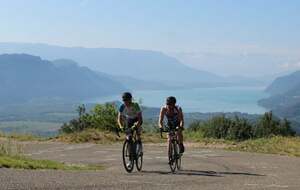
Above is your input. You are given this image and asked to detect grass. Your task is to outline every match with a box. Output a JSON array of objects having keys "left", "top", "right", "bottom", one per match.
[
  {"left": 184, "top": 131, "right": 236, "bottom": 145},
  {"left": 3, "top": 128, "right": 300, "bottom": 158},
  {"left": 56, "top": 128, "right": 122, "bottom": 143},
  {"left": 56, "top": 128, "right": 165, "bottom": 144},
  {"left": 228, "top": 136, "right": 300, "bottom": 157},
  {"left": 184, "top": 131, "right": 300, "bottom": 157},
  {"left": 0, "top": 155, "right": 102, "bottom": 170},
  {"left": 0, "top": 132, "right": 46, "bottom": 141},
  {"left": 0, "top": 138, "right": 102, "bottom": 170}
]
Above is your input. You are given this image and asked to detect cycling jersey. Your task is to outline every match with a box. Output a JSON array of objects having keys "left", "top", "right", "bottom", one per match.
[
  {"left": 119, "top": 102, "right": 142, "bottom": 128},
  {"left": 164, "top": 105, "right": 181, "bottom": 128}
]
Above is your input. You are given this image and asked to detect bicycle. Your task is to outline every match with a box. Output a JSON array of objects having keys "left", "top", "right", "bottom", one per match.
[
  {"left": 160, "top": 125, "right": 182, "bottom": 173},
  {"left": 122, "top": 126, "right": 143, "bottom": 173}
]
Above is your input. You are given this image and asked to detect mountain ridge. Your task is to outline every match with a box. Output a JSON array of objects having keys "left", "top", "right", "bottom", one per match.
[
  {"left": 258, "top": 70, "right": 300, "bottom": 122},
  {"left": 0, "top": 42, "right": 237, "bottom": 87},
  {"left": 0, "top": 53, "right": 126, "bottom": 105}
]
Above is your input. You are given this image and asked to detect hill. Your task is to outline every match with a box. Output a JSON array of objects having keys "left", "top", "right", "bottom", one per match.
[
  {"left": 0, "top": 42, "right": 238, "bottom": 88},
  {"left": 259, "top": 70, "right": 300, "bottom": 124},
  {"left": 265, "top": 70, "right": 300, "bottom": 95},
  {"left": 0, "top": 54, "right": 125, "bottom": 105}
]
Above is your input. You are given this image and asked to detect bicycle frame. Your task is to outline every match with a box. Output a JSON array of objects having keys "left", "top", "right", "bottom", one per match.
[
  {"left": 160, "top": 125, "right": 182, "bottom": 173},
  {"left": 122, "top": 127, "right": 143, "bottom": 173}
]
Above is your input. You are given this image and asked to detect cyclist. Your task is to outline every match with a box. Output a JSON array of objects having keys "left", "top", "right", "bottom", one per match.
[
  {"left": 117, "top": 92, "right": 143, "bottom": 147},
  {"left": 158, "top": 96, "right": 185, "bottom": 153}
]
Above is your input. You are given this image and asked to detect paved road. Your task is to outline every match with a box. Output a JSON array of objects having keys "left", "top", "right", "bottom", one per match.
[{"left": 0, "top": 141, "right": 300, "bottom": 190}]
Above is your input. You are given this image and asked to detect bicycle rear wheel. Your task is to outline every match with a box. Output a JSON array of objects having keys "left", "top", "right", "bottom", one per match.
[
  {"left": 122, "top": 140, "right": 134, "bottom": 173},
  {"left": 135, "top": 142, "right": 143, "bottom": 171},
  {"left": 168, "top": 142, "right": 177, "bottom": 173}
]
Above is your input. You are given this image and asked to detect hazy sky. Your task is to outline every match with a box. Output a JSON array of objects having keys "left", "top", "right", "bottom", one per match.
[{"left": 1, "top": 0, "right": 300, "bottom": 76}]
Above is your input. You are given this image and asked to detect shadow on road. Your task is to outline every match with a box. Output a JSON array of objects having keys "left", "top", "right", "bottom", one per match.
[
  {"left": 182, "top": 170, "right": 265, "bottom": 177},
  {"left": 141, "top": 170, "right": 222, "bottom": 177},
  {"left": 140, "top": 170, "right": 265, "bottom": 177}
]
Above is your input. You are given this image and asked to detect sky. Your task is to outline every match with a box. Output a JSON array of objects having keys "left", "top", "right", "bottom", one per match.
[{"left": 0, "top": 0, "right": 300, "bottom": 76}]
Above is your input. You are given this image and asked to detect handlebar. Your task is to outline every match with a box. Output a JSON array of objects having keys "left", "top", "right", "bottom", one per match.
[{"left": 160, "top": 125, "right": 179, "bottom": 138}]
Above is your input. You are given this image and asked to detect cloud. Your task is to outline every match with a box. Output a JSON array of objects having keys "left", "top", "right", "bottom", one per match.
[{"left": 280, "top": 61, "right": 300, "bottom": 69}]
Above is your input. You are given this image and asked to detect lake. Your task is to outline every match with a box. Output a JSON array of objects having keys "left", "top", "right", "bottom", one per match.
[{"left": 90, "top": 87, "right": 269, "bottom": 114}]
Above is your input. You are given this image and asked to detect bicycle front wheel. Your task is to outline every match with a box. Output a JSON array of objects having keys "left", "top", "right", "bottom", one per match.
[
  {"left": 122, "top": 140, "right": 134, "bottom": 173},
  {"left": 135, "top": 142, "right": 143, "bottom": 171},
  {"left": 168, "top": 142, "right": 177, "bottom": 173},
  {"left": 176, "top": 143, "right": 181, "bottom": 170}
]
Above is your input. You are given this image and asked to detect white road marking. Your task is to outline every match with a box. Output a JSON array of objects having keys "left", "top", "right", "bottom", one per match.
[
  {"left": 119, "top": 180, "right": 140, "bottom": 183},
  {"left": 93, "top": 151, "right": 109, "bottom": 154},
  {"left": 245, "top": 184, "right": 290, "bottom": 189},
  {"left": 245, "top": 183, "right": 259, "bottom": 186},
  {"left": 102, "top": 158, "right": 117, "bottom": 161},
  {"left": 119, "top": 180, "right": 170, "bottom": 186},
  {"left": 265, "top": 184, "right": 289, "bottom": 188},
  {"left": 189, "top": 150, "right": 213, "bottom": 154},
  {"left": 148, "top": 151, "right": 164, "bottom": 153},
  {"left": 64, "top": 144, "right": 94, "bottom": 150},
  {"left": 142, "top": 181, "right": 171, "bottom": 186},
  {"left": 155, "top": 156, "right": 167, "bottom": 159}
]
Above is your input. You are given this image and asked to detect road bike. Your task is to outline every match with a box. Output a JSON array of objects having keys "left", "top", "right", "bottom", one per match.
[
  {"left": 122, "top": 127, "right": 143, "bottom": 173},
  {"left": 160, "top": 125, "right": 182, "bottom": 173}
]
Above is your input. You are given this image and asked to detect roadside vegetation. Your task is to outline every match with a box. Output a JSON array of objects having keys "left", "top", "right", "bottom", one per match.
[
  {"left": 0, "top": 132, "right": 46, "bottom": 141},
  {"left": 0, "top": 155, "right": 101, "bottom": 170},
  {"left": 188, "top": 111, "right": 295, "bottom": 141},
  {"left": 228, "top": 136, "right": 300, "bottom": 157},
  {"left": 0, "top": 136, "right": 102, "bottom": 170},
  {"left": 56, "top": 104, "right": 300, "bottom": 157},
  {"left": 2, "top": 104, "right": 299, "bottom": 158},
  {"left": 185, "top": 112, "right": 300, "bottom": 156}
]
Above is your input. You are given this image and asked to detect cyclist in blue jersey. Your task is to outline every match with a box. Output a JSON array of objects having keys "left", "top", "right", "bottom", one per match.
[{"left": 117, "top": 92, "right": 143, "bottom": 143}]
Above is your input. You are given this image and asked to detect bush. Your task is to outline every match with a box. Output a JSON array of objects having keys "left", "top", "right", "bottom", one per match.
[
  {"left": 188, "top": 112, "right": 295, "bottom": 141},
  {"left": 90, "top": 104, "right": 118, "bottom": 131},
  {"left": 227, "top": 116, "right": 253, "bottom": 140},
  {"left": 253, "top": 112, "right": 296, "bottom": 137},
  {"left": 59, "top": 103, "right": 118, "bottom": 134}
]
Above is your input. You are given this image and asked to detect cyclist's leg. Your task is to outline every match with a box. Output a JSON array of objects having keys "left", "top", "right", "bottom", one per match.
[
  {"left": 167, "top": 133, "right": 173, "bottom": 164},
  {"left": 176, "top": 128, "right": 185, "bottom": 153},
  {"left": 136, "top": 126, "right": 143, "bottom": 153},
  {"left": 136, "top": 126, "right": 142, "bottom": 142},
  {"left": 167, "top": 132, "right": 171, "bottom": 150}
]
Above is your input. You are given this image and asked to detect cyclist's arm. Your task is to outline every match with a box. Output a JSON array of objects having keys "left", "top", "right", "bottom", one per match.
[
  {"left": 178, "top": 107, "right": 184, "bottom": 128},
  {"left": 136, "top": 112, "right": 143, "bottom": 128},
  {"left": 158, "top": 107, "right": 166, "bottom": 129},
  {"left": 117, "top": 112, "right": 124, "bottom": 129},
  {"left": 134, "top": 103, "right": 143, "bottom": 128}
]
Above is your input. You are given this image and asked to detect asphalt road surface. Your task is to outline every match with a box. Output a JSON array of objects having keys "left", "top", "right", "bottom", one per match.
[{"left": 0, "top": 141, "right": 300, "bottom": 190}]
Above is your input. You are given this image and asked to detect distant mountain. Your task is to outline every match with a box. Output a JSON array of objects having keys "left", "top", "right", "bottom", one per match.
[
  {"left": 0, "top": 54, "right": 126, "bottom": 105},
  {"left": 265, "top": 70, "right": 300, "bottom": 95},
  {"left": 0, "top": 42, "right": 235, "bottom": 87},
  {"left": 259, "top": 70, "right": 300, "bottom": 120}
]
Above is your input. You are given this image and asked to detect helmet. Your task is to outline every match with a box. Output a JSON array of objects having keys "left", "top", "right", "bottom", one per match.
[
  {"left": 122, "top": 92, "right": 132, "bottom": 101},
  {"left": 166, "top": 96, "right": 176, "bottom": 105}
]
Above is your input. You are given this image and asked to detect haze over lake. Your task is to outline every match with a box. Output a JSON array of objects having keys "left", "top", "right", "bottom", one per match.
[{"left": 90, "top": 86, "right": 269, "bottom": 114}]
